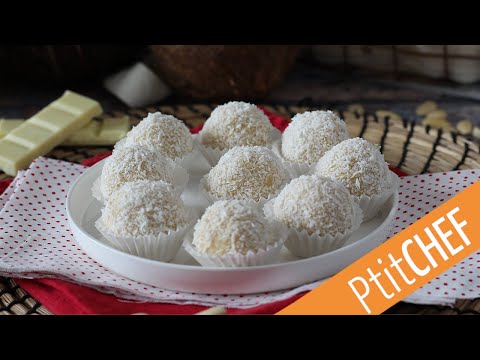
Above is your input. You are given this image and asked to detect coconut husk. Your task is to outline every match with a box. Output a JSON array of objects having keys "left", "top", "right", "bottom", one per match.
[{"left": 149, "top": 45, "right": 301, "bottom": 101}]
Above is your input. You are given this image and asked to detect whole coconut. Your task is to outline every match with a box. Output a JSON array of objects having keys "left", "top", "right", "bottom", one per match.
[{"left": 149, "top": 45, "right": 301, "bottom": 101}]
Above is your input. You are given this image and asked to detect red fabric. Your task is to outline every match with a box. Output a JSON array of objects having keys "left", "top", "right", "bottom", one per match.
[
  {"left": 15, "top": 278, "right": 305, "bottom": 315},
  {"left": 0, "top": 178, "right": 13, "bottom": 195},
  {"left": 190, "top": 125, "right": 203, "bottom": 134},
  {"left": 389, "top": 166, "right": 407, "bottom": 178},
  {"left": 257, "top": 106, "right": 290, "bottom": 132},
  {"left": 80, "top": 152, "right": 112, "bottom": 167},
  {"left": 1, "top": 109, "right": 407, "bottom": 314}
]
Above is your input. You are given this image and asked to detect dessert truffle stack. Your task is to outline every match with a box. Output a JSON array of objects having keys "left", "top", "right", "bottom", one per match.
[
  {"left": 272, "top": 110, "right": 349, "bottom": 177},
  {"left": 91, "top": 102, "right": 399, "bottom": 267},
  {"left": 96, "top": 180, "right": 193, "bottom": 261},
  {"left": 184, "top": 200, "right": 287, "bottom": 267},
  {"left": 93, "top": 145, "right": 188, "bottom": 203},
  {"left": 94, "top": 112, "right": 195, "bottom": 261},
  {"left": 264, "top": 176, "right": 362, "bottom": 257},
  {"left": 198, "top": 101, "right": 279, "bottom": 166},
  {"left": 200, "top": 146, "right": 289, "bottom": 205},
  {"left": 117, "top": 112, "right": 194, "bottom": 162},
  {"left": 315, "top": 137, "right": 399, "bottom": 221}
]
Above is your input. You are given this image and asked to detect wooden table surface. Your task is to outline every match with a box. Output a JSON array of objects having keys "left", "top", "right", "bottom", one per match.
[{"left": 1, "top": 62, "right": 480, "bottom": 315}]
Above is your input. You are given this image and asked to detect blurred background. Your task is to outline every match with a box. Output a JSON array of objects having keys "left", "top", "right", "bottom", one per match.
[{"left": 2, "top": 45, "right": 480, "bottom": 139}]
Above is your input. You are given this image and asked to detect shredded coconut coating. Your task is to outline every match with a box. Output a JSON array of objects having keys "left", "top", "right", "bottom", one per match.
[
  {"left": 201, "top": 101, "right": 274, "bottom": 150},
  {"left": 100, "top": 146, "right": 176, "bottom": 200},
  {"left": 272, "top": 175, "right": 359, "bottom": 236},
  {"left": 124, "top": 112, "right": 193, "bottom": 159},
  {"left": 101, "top": 180, "right": 189, "bottom": 237},
  {"left": 192, "top": 200, "right": 277, "bottom": 256},
  {"left": 281, "top": 110, "right": 349, "bottom": 164},
  {"left": 204, "top": 146, "right": 287, "bottom": 201},
  {"left": 314, "top": 137, "right": 392, "bottom": 197}
]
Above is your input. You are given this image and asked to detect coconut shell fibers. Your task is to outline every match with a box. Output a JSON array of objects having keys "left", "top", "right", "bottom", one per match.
[{"left": 149, "top": 45, "right": 301, "bottom": 101}]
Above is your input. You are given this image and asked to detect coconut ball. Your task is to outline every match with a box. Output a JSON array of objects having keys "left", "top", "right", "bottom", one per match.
[
  {"left": 272, "top": 175, "right": 360, "bottom": 236},
  {"left": 100, "top": 146, "right": 176, "bottom": 200},
  {"left": 281, "top": 110, "right": 349, "bottom": 164},
  {"left": 203, "top": 146, "right": 287, "bottom": 202},
  {"left": 123, "top": 112, "right": 193, "bottom": 159},
  {"left": 192, "top": 200, "right": 278, "bottom": 256},
  {"left": 314, "top": 137, "right": 393, "bottom": 197},
  {"left": 100, "top": 180, "right": 189, "bottom": 238},
  {"left": 201, "top": 101, "right": 274, "bottom": 150}
]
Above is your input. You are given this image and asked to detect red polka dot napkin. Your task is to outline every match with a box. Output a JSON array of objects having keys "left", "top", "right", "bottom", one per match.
[{"left": 386, "top": 171, "right": 480, "bottom": 306}]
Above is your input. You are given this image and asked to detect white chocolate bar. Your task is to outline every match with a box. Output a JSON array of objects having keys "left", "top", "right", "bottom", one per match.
[
  {"left": 0, "top": 116, "right": 130, "bottom": 146},
  {"left": 0, "top": 119, "right": 24, "bottom": 138},
  {"left": 63, "top": 116, "right": 130, "bottom": 146},
  {"left": 0, "top": 91, "right": 102, "bottom": 176}
]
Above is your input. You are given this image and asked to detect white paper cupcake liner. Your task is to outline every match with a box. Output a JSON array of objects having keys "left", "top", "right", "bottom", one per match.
[
  {"left": 197, "top": 127, "right": 283, "bottom": 168},
  {"left": 91, "top": 161, "right": 190, "bottom": 204},
  {"left": 271, "top": 127, "right": 282, "bottom": 142},
  {"left": 92, "top": 177, "right": 102, "bottom": 202},
  {"left": 182, "top": 224, "right": 287, "bottom": 268},
  {"left": 196, "top": 138, "right": 228, "bottom": 168},
  {"left": 264, "top": 198, "right": 363, "bottom": 258},
  {"left": 198, "top": 177, "right": 285, "bottom": 208},
  {"left": 271, "top": 139, "right": 315, "bottom": 179},
  {"left": 95, "top": 210, "right": 196, "bottom": 262},
  {"left": 355, "top": 172, "right": 400, "bottom": 222},
  {"left": 175, "top": 148, "right": 198, "bottom": 170}
]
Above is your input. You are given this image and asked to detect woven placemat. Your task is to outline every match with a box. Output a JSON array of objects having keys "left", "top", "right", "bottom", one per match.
[{"left": 1, "top": 104, "right": 479, "bottom": 315}]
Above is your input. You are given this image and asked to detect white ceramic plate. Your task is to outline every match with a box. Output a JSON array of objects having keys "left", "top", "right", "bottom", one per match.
[{"left": 66, "top": 150, "right": 398, "bottom": 294}]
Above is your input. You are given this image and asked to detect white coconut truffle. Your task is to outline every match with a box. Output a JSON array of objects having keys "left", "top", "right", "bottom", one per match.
[
  {"left": 123, "top": 112, "right": 193, "bottom": 159},
  {"left": 315, "top": 137, "right": 392, "bottom": 197},
  {"left": 203, "top": 146, "right": 287, "bottom": 202},
  {"left": 281, "top": 110, "right": 349, "bottom": 164},
  {"left": 100, "top": 180, "right": 189, "bottom": 238},
  {"left": 272, "top": 175, "right": 360, "bottom": 236},
  {"left": 100, "top": 146, "right": 176, "bottom": 200},
  {"left": 201, "top": 101, "right": 274, "bottom": 150},
  {"left": 192, "top": 200, "right": 278, "bottom": 256}
]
